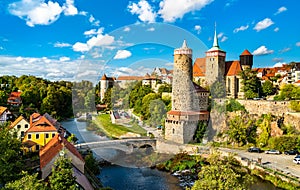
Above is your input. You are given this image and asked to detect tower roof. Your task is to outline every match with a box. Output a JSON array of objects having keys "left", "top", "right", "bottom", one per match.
[
  {"left": 174, "top": 39, "right": 192, "bottom": 55},
  {"left": 101, "top": 74, "right": 107, "bottom": 80},
  {"left": 207, "top": 24, "right": 224, "bottom": 52},
  {"left": 240, "top": 49, "right": 252, "bottom": 56}
]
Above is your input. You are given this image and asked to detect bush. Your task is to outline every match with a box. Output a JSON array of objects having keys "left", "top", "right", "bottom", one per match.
[{"left": 268, "top": 135, "right": 298, "bottom": 152}]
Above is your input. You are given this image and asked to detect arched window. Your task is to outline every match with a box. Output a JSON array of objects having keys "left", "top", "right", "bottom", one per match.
[
  {"left": 227, "top": 78, "right": 231, "bottom": 93},
  {"left": 172, "top": 128, "right": 175, "bottom": 134}
]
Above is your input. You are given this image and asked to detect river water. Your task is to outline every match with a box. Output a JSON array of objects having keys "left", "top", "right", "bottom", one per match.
[{"left": 61, "top": 119, "right": 280, "bottom": 190}]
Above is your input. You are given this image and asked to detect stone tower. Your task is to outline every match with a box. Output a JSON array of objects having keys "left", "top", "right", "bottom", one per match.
[
  {"left": 240, "top": 49, "right": 253, "bottom": 70},
  {"left": 100, "top": 74, "right": 108, "bottom": 102},
  {"left": 205, "top": 26, "right": 226, "bottom": 85},
  {"left": 164, "top": 40, "right": 209, "bottom": 144}
]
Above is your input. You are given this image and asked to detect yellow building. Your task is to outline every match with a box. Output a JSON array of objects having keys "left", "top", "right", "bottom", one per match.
[{"left": 22, "top": 114, "right": 58, "bottom": 152}]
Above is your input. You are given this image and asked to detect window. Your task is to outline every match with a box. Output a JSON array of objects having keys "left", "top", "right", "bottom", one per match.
[
  {"left": 172, "top": 128, "right": 175, "bottom": 134},
  {"left": 28, "top": 134, "right": 31, "bottom": 139},
  {"left": 25, "top": 124, "right": 28, "bottom": 128},
  {"left": 21, "top": 131, "right": 25, "bottom": 137},
  {"left": 17, "top": 124, "right": 21, "bottom": 129},
  {"left": 36, "top": 134, "right": 39, "bottom": 139},
  {"left": 45, "top": 133, "right": 49, "bottom": 138},
  {"left": 52, "top": 133, "right": 55, "bottom": 137},
  {"left": 36, "top": 145, "right": 40, "bottom": 151}
]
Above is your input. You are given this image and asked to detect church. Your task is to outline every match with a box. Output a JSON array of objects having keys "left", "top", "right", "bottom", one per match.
[{"left": 193, "top": 27, "right": 253, "bottom": 99}]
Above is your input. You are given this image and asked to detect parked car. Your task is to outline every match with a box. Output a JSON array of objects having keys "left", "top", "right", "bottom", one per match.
[
  {"left": 265, "top": 149, "right": 281, "bottom": 154},
  {"left": 248, "top": 147, "right": 262, "bottom": 153},
  {"left": 284, "top": 150, "right": 299, "bottom": 155},
  {"left": 293, "top": 155, "right": 300, "bottom": 164}
]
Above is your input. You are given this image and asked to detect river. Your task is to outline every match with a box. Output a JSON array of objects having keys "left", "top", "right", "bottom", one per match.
[{"left": 61, "top": 119, "right": 281, "bottom": 190}]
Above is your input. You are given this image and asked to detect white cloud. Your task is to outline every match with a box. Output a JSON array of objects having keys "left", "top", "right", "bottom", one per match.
[
  {"left": 272, "top": 58, "right": 284, "bottom": 63},
  {"left": 128, "top": 0, "right": 157, "bottom": 23},
  {"left": 217, "top": 32, "right": 224, "bottom": 38},
  {"left": 233, "top": 25, "right": 249, "bottom": 33},
  {"left": 220, "top": 36, "right": 228, "bottom": 42},
  {"left": 113, "top": 50, "right": 132, "bottom": 59},
  {"left": 279, "top": 47, "right": 291, "bottom": 53},
  {"left": 147, "top": 27, "right": 155, "bottom": 31},
  {"left": 158, "top": 0, "right": 213, "bottom": 22},
  {"left": 194, "top": 25, "right": 201, "bottom": 34},
  {"left": 54, "top": 42, "right": 72, "bottom": 48},
  {"left": 165, "top": 62, "right": 173, "bottom": 66},
  {"left": 253, "top": 18, "right": 274, "bottom": 32},
  {"left": 124, "top": 27, "right": 131, "bottom": 32},
  {"left": 72, "top": 42, "right": 89, "bottom": 52},
  {"left": 274, "top": 27, "right": 279, "bottom": 32},
  {"left": 8, "top": 0, "right": 63, "bottom": 27},
  {"left": 59, "top": 56, "right": 70, "bottom": 62},
  {"left": 63, "top": 0, "right": 78, "bottom": 16},
  {"left": 252, "top": 45, "right": 274, "bottom": 56},
  {"left": 274, "top": 6, "right": 287, "bottom": 15},
  {"left": 296, "top": 42, "right": 300, "bottom": 47}
]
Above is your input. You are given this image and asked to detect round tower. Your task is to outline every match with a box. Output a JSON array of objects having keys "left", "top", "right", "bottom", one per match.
[
  {"left": 240, "top": 49, "right": 253, "bottom": 70},
  {"left": 100, "top": 74, "right": 108, "bottom": 102},
  {"left": 172, "top": 40, "right": 194, "bottom": 111}
]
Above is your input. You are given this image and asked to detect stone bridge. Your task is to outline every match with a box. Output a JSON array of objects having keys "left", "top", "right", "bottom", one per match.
[{"left": 75, "top": 138, "right": 156, "bottom": 153}]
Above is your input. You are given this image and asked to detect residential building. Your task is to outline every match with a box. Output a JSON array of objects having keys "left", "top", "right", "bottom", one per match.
[
  {"left": 9, "top": 115, "right": 30, "bottom": 139},
  {"left": 7, "top": 91, "right": 22, "bottom": 106},
  {"left": 0, "top": 106, "right": 14, "bottom": 123}
]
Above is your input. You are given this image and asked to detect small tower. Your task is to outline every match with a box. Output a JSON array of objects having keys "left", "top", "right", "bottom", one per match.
[
  {"left": 205, "top": 25, "right": 226, "bottom": 85},
  {"left": 100, "top": 74, "right": 108, "bottom": 102},
  {"left": 240, "top": 49, "right": 253, "bottom": 70}
]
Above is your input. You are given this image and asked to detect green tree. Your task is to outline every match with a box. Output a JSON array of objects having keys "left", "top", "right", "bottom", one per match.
[
  {"left": 141, "top": 93, "right": 160, "bottom": 120},
  {"left": 289, "top": 100, "right": 300, "bottom": 112},
  {"left": 274, "top": 84, "right": 300, "bottom": 100},
  {"left": 0, "top": 122, "right": 24, "bottom": 185},
  {"left": 256, "top": 114, "right": 272, "bottom": 147},
  {"left": 262, "top": 80, "right": 275, "bottom": 96},
  {"left": 226, "top": 99, "right": 246, "bottom": 112},
  {"left": 0, "top": 90, "right": 8, "bottom": 105},
  {"left": 239, "top": 68, "right": 261, "bottom": 99},
  {"left": 4, "top": 171, "right": 47, "bottom": 190},
  {"left": 148, "top": 99, "right": 167, "bottom": 127},
  {"left": 84, "top": 152, "right": 100, "bottom": 175},
  {"left": 191, "top": 154, "right": 253, "bottom": 190},
  {"left": 49, "top": 156, "right": 77, "bottom": 190},
  {"left": 158, "top": 84, "right": 172, "bottom": 94},
  {"left": 193, "top": 121, "right": 207, "bottom": 143}
]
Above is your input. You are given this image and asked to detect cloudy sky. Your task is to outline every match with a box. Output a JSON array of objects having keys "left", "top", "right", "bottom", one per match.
[{"left": 0, "top": 0, "right": 299, "bottom": 82}]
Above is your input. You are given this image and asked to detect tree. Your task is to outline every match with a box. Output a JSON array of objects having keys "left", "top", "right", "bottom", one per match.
[
  {"left": 274, "top": 84, "right": 300, "bottom": 100},
  {"left": 148, "top": 99, "right": 167, "bottom": 127},
  {"left": 226, "top": 99, "right": 246, "bottom": 112},
  {"left": 158, "top": 84, "right": 172, "bottom": 94},
  {"left": 5, "top": 171, "right": 47, "bottom": 190},
  {"left": 289, "top": 101, "right": 300, "bottom": 112},
  {"left": 84, "top": 152, "right": 100, "bottom": 175},
  {"left": 227, "top": 115, "right": 253, "bottom": 146},
  {"left": 191, "top": 154, "right": 253, "bottom": 190},
  {"left": 193, "top": 121, "right": 207, "bottom": 143},
  {"left": 140, "top": 93, "right": 160, "bottom": 120},
  {"left": 239, "top": 68, "right": 261, "bottom": 99},
  {"left": 256, "top": 114, "right": 272, "bottom": 147},
  {"left": 262, "top": 80, "right": 275, "bottom": 96},
  {"left": 48, "top": 156, "right": 77, "bottom": 190},
  {"left": 0, "top": 122, "right": 23, "bottom": 185}
]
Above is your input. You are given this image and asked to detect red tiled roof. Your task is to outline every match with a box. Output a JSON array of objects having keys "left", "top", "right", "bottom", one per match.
[
  {"left": 295, "top": 80, "right": 300, "bottom": 84},
  {"left": 240, "top": 49, "right": 252, "bottom": 56},
  {"left": 225, "top": 61, "right": 242, "bottom": 76},
  {"left": 9, "top": 91, "right": 21, "bottom": 98},
  {"left": 0, "top": 106, "right": 7, "bottom": 115},
  {"left": 101, "top": 74, "right": 107, "bottom": 80},
  {"left": 193, "top": 58, "right": 206, "bottom": 77},
  {"left": 167, "top": 110, "right": 209, "bottom": 116},
  {"left": 39, "top": 134, "right": 84, "bottom": 169},
  {"left": 27, "top": 116, "right": 57, "bottom": 133},
  {"left": 116, "top": 76, "right": 144, "bottom": 80}
]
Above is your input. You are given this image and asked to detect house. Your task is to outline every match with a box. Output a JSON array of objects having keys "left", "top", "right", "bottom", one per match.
[
  {"left": 7, "top": 91, "right": 22, "bottom": 106},
  {"left": 22, "top": 113, "right": 59, "bottom": 152},
  {"left": 39, "top": 134, "right": 93, "bottom": 190},
  {"left": 0, "top": 106, "right": 14, "bottom": 123},
  {"left": 9, "top": 115, "right": 30, "bottom": 139}
]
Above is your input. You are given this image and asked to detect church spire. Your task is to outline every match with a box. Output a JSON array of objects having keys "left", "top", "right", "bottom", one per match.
[
  {"left": 213, "top": 23, "right": 219, "bottom": 48},
  {"left": 182, "top": 39, "right": 188, "bottom": 48}
]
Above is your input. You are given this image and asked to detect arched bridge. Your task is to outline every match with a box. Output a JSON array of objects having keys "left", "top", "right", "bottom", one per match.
[{"left": 75, "top": 138, "right": 156, "bottom": 153}]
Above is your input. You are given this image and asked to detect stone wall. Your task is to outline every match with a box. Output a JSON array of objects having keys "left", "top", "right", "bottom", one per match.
[{"left": 237, "top": 100, "right": 290, "bottom": 116}]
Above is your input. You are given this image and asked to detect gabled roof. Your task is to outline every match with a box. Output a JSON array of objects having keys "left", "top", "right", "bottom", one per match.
[
  {"left": 0, "top": 106, "right": 7, "bottom": 115},
  {"left": 225, "top": 61, "right": 242, "bottom": 76},
  {"left": 10, "top": 115, "right": 28, "bottom": 129},
  {"left": 9, "top": 91, "right": 21, "bottom": 98},
  {"left": 39, "top": 134, "right": 84, "bottom": 169},
  {"left": 116, "top": 76, "right": 144, "bottom": 81},
  {"left": 27, "top": 116, "right": 57, "bottom": 133},
  {"left": 193, "top": 58, "right": 206, "bottom": 77},
  {"left": 193, "top": 82, "right": 209, "bottom": 92},
  {"left": 240, "top": 49, "right": 252, "bottom": 56}
]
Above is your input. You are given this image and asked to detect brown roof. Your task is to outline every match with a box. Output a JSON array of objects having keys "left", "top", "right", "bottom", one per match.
[
  {"left": 101, "top": 74, "right": 107, "bottom": 80},
  {"left": 193, "top": 58, "right": 206, "bottom": 77},
  {"left": 0, "top": 106, "right": 7, "bottom": 115},
  {"left": 168, "top": 110, "right": 209, "bottom": 116},
  {"left": 193, "top": 83, "right": 208, "bottom": 92},
  {"left": 9, "top": 91, "right": 21, "bottom": 98},
  {"left": 22, "top": 140, "right": 37, "bottom": 148},
  {"left": 225, "top": 61, "right": 242, "bottom": 76},
  {"left": 10, "top": 115, "right": 28, "bottom": 129},
  {"left": 240, "top": 49, "right": 252, "bottom": 56},
  {"left": 27, "top": 116, "right": 57, "bottom": 133},
  {"left": 116, "top": 76, "right": 144, "bottom": 80},
  {"left": 295, "top": 80, "right": 300, "bottom": 84},
  {"left": 39, "top": 134, "right": 84, "bottom": 169}
]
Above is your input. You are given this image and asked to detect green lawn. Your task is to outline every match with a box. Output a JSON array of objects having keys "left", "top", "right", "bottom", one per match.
[{"left": 94, "top": 114, "right": 146, "bottom": 138}]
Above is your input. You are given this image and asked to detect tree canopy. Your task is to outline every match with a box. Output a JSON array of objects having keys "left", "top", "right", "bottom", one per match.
[{"left": 239, "top": 68, "right": 261, "bottom": 99}]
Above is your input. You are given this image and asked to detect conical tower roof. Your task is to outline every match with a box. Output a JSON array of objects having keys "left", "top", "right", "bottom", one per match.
[
  {"left": 101, "top": 74, "right": 107, "bottom": 80},
  {"left": 240, "top": 49, "right": 252, "bottom": 56},
  {"left": 207, "top": 24, "right": 224, "bottom": 52},
  {"left": 174, "top": 39, "right": 192, "bottom": 55}
]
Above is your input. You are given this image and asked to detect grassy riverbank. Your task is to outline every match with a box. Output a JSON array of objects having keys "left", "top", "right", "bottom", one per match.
[{"left": 93, "top": 114, "right": 147, "bottom": 139}]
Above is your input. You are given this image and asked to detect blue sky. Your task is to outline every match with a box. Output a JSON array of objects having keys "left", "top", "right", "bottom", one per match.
[{"left": 0, "top": 0, "right": 299, "bottom": 82}]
